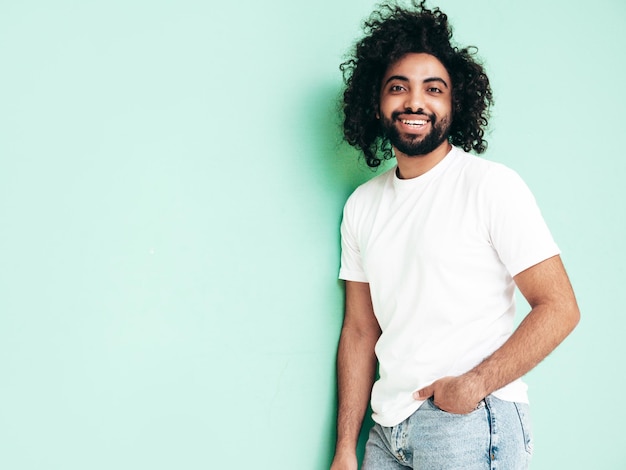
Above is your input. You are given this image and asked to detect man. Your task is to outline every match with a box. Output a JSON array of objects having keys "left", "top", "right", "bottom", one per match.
[{"left": 330, "top": 2, "right": 580, "bottom": 469}]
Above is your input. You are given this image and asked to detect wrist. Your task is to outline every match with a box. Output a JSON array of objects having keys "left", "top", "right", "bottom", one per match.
[
  {"left": 331, "top": 448, "right": 358, "bottom": 470},
  {"left": 333, "top": 443, "right": 357, "bottom": 458},
  {"left": 461, "top": 369, "right": 489, "bottom": 400}
]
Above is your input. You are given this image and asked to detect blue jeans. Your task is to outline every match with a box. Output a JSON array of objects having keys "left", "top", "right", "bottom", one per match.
[{"left": 362, "top": 395, "right": 532, "bottom": 469}]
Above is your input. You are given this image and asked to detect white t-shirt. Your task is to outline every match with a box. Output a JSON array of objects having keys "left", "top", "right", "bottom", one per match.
[{"left": 339, "top": 146, "right": 560, "bottom": 427}]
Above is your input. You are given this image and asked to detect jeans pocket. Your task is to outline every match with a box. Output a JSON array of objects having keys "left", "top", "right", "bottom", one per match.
[
  {"left": 514, "top": 402, "right": 533, "bottom": 455},
  {"left": 426, "top": 396, "right": 486, "bottom": 415},
  {"left": 426, "top": 396, "right": 445, "bottom": 412}
]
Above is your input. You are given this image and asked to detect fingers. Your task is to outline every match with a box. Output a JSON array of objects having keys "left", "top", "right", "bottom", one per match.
[{"left": 413, "top": 386, "right": 433, "bottom": 400}]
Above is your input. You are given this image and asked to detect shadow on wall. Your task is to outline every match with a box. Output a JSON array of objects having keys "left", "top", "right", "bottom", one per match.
[
  {"left": 301, "top": 80, "right": 382, "bottom": 201},
  {"left": 301, "top": 80, "right": 384, "bottom": 467}
]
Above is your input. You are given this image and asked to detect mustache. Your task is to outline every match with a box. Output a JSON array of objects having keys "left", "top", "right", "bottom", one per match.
[{"left": 391, "top": 110, "right": 435, "bottom": 121}]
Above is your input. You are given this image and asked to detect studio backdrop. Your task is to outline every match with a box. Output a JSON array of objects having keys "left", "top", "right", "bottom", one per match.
[{"left": 1, "top": 0, "right": 624, "bottom": 468}]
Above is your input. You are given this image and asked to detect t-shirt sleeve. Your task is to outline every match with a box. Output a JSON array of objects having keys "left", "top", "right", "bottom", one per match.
[
  {"left": 338, "top": 196, "right": 369, "bottom": 282},
  {"left": 485, "top": 166, "right": 560, "bottom": 277}
]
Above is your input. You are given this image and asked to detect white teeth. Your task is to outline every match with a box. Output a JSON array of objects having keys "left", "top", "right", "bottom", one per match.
[{"left": 402, "top": 119, "right": 427, "bottom": 125}]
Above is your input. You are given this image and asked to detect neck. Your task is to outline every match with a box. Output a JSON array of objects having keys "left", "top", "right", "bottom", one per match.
[{"left": 395, "top": 141, "right": 452, "bottom": 179}]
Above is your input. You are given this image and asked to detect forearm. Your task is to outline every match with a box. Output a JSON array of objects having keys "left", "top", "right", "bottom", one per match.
[
  {"left": 334, "top": 326, "right": 378, "bottom": 456},
  {"left": 417, "top": 256, "right": 580, "bottom": 413},
  {"left": 466, "top": 299, "right": 580, "bottom": 397}
]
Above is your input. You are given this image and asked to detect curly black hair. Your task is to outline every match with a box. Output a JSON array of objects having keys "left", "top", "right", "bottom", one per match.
[{"left": 340, "top": 0, "right": 493, "bottom": 168}]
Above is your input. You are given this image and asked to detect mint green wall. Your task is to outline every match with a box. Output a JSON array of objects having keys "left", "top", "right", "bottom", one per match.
[{"left": 1, "top": 1, "right": 624, "bottom": 468}]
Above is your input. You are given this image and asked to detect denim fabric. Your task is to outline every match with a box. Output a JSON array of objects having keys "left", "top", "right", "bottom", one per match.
[{"left": 362, "top": 395, "right": 532, "bottom": 469}]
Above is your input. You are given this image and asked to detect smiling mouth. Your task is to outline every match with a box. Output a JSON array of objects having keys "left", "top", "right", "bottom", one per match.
[{"left": 401, "top": 119, "right": 428, "bottom": 127}]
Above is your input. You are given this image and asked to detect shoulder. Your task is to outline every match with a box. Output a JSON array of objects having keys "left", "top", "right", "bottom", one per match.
[
  {"left": 451, "top": 147, "right": 514, "bottom": 177},
  {"left": 344, "top": 167, "right": 395, "bottom": 207},
  {"left": 450, "top": 147, "right": 527, "bottom": 193}
]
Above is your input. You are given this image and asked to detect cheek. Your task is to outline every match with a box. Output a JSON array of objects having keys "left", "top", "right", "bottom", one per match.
[
  {"left": 380, "top": 97, "right": 400, "bottom": 116},
  {"left": 436, "top": 100, "right": 453, "bottom": 118}
]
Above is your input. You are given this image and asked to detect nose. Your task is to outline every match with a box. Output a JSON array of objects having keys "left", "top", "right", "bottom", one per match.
[{"left": 404, "top": 89, "right": 424, "bottom": 113}]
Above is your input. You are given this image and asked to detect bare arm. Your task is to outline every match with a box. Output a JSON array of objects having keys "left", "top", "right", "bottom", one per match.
[
  {"left": 331, "top": 281, "right": 381, "bottom": 470},
  {"left": 416, "top": 255, "right": 580, "bottom": 413}
]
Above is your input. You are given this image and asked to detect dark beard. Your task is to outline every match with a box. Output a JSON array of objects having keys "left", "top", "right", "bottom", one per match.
[{"left": 381, "top": 111, "right": 451, "bottom": 157}]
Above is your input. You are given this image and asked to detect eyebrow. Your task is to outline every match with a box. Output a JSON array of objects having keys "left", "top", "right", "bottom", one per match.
[
  {"left": 383, "top": 75, "right": 449, "bottom": 89},
  {"left": 424, "top": 77, "right": 449, "bottom": 88}
]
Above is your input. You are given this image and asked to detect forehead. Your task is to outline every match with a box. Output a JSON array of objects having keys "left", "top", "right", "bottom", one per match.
[{"left": 382, "top": 53, "right": 451, "bottom": 84}]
